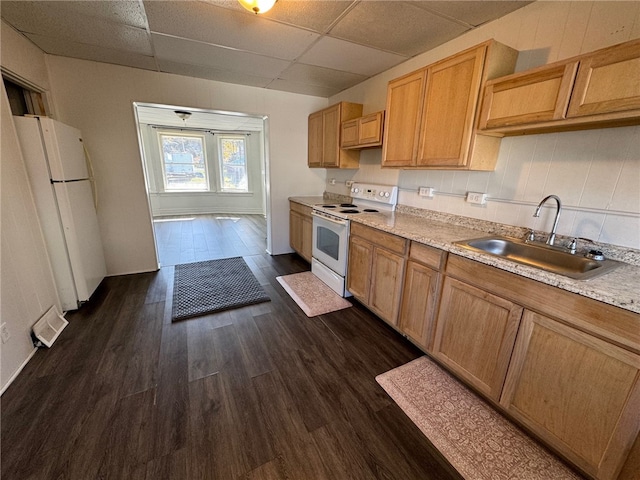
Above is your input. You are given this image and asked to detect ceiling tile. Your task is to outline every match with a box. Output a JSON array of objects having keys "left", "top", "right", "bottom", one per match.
[
  {"left": 416, "top": 1, "right": 533, "bottom": 27},
  {"left": 330, "top": 1, "right": 469, "bottom": 57},
  {"left": 298, "top": 36, "right": 406, "bottom": 76},
  {"left": 144, "top": 0, "right": 318, "bottom": 60},
  {"left": 201, "top": 0, "right": 355, "bottom": 33},
  {"left": 157, "top": 59, "right": 274, "bottom": 88},
  {"left": 266, "top": 79, "right": 339, "bottom": 98},
  {"left": 152, "top": 33, "right": 291, "bottom": 78},
  {"left": 1, "top": 1, "right": 152, "bottom": 55},
  {"left": 279, "top": 63, "right": 367, "bottom": 91},
  {"left": 24, "top": 33, "right": 158, "bottom": 71}
]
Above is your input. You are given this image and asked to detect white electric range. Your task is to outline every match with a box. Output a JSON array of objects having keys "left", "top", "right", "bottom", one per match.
[{"left": 311, "top": 183, "right": 398, "bottom": 297}]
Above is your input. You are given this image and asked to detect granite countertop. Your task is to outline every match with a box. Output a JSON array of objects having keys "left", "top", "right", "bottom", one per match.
[{"left": 289, "top": 196, "right": 640, "bottom": 314}]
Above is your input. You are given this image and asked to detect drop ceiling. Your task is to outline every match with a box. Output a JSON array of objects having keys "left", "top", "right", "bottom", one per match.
[{"left": 1, "top": 1, "right": 532, "bottom": 98}]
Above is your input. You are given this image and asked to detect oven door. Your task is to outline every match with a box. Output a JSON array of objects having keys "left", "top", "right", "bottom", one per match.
[{"left": 311, "top": 212, "right": 349, "bottom": 277}]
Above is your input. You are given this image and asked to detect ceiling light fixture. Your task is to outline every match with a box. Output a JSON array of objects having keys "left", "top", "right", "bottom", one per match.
[
  {"left": 238, "top": 0, "right": 276, "bottom": 14},
  {"left": 174, "top": 110, "right": 192, "bottom": 123}
]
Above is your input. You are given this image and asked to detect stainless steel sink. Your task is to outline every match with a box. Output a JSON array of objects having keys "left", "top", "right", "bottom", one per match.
[{"left": 454, "top": 236, "right": 620, "bottom": 280}]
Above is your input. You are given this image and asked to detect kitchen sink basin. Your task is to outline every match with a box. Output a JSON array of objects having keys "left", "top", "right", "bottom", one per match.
[{"left": 454, "top": 236, "right": 620, "bottom": 280}]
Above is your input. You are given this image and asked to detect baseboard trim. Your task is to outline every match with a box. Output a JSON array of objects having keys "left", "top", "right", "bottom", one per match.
[{"left": 1, "top": 347, "right": 38, "bottom": 396}]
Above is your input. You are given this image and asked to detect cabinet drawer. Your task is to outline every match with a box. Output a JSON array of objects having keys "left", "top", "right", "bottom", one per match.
[
  {"left": 351, "top": 222, "right": 407, "bottom": 255},
  {"left": 409, "top": 241, "right": 445, "bottom": 270},
  {"left": 289, "top": 201, "right": 312, "bottom": 216}
]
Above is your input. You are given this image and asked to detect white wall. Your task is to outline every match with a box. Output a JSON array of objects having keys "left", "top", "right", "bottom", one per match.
[
  {"left": 45, "top": 57, "right": 327, "bottom": 273},
  {"left": 1, "top": 23, "right": 61, "bottom": 390},
  {"left": 328, "top": 1, "right": 640, "bottom": 250}
]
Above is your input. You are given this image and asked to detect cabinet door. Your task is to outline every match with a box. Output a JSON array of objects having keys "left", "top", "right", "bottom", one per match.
[
  {"left": 433, "top": 277, "right": 523, "bottom": 401},
  {"left": 399, "top": 260, "right": 439, "bottom": 350},
  {"left": 417, "top": 47, "right": 485, "bottom": 167},
  {"left": 501, "top": 310, "right": 640, "bottom": 480},
  {"left": 322, "top": 104, "right": 341, "bottom": 167},
  {"left": 381, "top": 70, "right": 426, "bottom": 167},
  {"left": 369, "top": 248, "right": 405, "bottom": 325},
  {"left": 340, "top": 119, "right": 359, "bottom": 148},
  {"left": 568, "top": 39, "right": 640, "bottom": 118},
  {"left": 308, "top": 111, "right": 323, "bottom": 167},
  {"left": 301, "top": 214, "right": 313, "bottom": 263},
  {"left": 289, "top": 210, "right": 304, "bottom": 254},
  {"left": 347, "top": 235, "right": 373, "bottom": 303},
  {"left": 479, "top": 62, "right": 578, "bottom": 128},
  {"left": 358, "top": 112, "right": 384, "bottom": 146}
]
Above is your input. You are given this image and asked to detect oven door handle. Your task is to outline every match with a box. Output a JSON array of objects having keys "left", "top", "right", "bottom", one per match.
[{"left": 311, "top": 211, "right": 348, "bottom": 225}]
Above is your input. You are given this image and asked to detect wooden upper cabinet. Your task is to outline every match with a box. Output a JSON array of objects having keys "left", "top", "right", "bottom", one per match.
[
  {"left": 501, "top": 310, "right": 640, "bottom": 480},
  {"left": 308, "top": 101, "right": 362, "bottom": 168},
  {"left": 568, "top": 39, "right": 640, "bottom": 118},
  {"left": 479, "top": 61, "right": 579, "bottom": 129},
  {"left": 341, "top": 111, "right": 384, "bottom": 149},
  {"left": 417, "top": 47, "right": 485, "bottom": 167},
  {"left": 382, "top": 40, "right": 518, "bottom": 170},
  {"left": 381, "top": 69, "right": 426, "bottom": 167},
  {"left": 479, "top": 38, "right": 640, "bottom": 135}
]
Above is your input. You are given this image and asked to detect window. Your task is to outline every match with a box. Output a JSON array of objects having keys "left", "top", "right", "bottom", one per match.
[
  {"left": 218, "top": 136, "right": 248, "bottom": 192},
  {"left": 159, "top": 133, "right": 208, "bottom": 191}
]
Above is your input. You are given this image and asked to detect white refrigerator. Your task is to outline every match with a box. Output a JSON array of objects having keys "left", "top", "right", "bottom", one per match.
[{"left": 14, "top": 116, "right": 107, "bottom": 311}]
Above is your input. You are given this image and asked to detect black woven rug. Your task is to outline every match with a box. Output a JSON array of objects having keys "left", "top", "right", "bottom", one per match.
[{"left": 172, "top": 257, "right": 270, "bottom": 321}]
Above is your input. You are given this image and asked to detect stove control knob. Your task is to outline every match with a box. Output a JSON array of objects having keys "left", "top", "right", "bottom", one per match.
[
  {"left": 352, "top": 188, "right": 359, "bottom": 194},
  {"left": 379, "top": 191, "right": 385, "bottom": 197},
  {"left": 384, "top": 192, "right": 390, "bottom": 198}
]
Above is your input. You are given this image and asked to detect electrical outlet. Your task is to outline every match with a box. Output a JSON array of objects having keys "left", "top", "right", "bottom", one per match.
[
  {"left": 466, "top": 192, "right": 488, "bottom": 205},
  {"left": 345, "top": 181, "right": 354, "bottom": 188},
  {"left": 1, "top": 323, "right": 10, "bottom": 344},
  {"left": 418, "top": 186, "right": 435, "bottom": 198},
  {"left": 329, "top": 178, "right": 336, "bottom": 185}
]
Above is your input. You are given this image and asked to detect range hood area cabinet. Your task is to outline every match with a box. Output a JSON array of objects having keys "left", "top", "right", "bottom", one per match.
[
  {"left": 340, "top": 111, "right": 385, "bottom": 149},
  {"left": 478, "top": 38, "right": 640, "bottom": 135},
  {"left": 381, "top": 40, "right": 518, "bottom": 170},
  {"left": 308, "top": 101, "right": 363, "bottom": 168}
]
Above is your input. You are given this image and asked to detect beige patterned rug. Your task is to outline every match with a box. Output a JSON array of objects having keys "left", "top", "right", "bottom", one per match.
[
  {"left": 276, "top": 271, "right": 351, "bottom": 317},
  {"left": 376, "top": 356, "right": 584, "bottom": 480}
]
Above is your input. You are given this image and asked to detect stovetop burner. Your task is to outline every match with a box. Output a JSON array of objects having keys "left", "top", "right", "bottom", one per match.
[
  {"left": 340, "top": 203, "right": 357, "bottom": 208},
  {"left": 363, "top": 208, "right": 379, "bottom": 213},
  {"left": 340, "top": 209, "right": 360, "bottom": 213}
]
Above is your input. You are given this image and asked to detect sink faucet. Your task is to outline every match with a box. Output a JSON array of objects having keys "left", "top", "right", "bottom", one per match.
[{"left": 533, "top": 195, "right": 562, "bottom": 246}]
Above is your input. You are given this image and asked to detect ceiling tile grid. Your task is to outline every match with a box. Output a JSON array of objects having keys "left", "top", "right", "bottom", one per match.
[{"left": 1, "top": 0, "right": 532, "bottom": 98}]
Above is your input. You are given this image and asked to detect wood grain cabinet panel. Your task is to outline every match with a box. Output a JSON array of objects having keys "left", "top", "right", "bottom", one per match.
[
  {"left": 347, "top": 223, "right": 407, "bottom": 325},
  {"left": 381, "top": 40, "right": 518, "bottom": 170},
  {"left": 308, "top": 102, "right": 362, "bottom": 168},
  {"left": 398, "top": 260, "right": 440, "bottom": 350},
  {"left": 381, "top": 70, "right": 426, "bottom": 167},
  {"left": 432, "top": 276, "right": 523, "bottom": 401},
  {"left": 501, "top": 310, "right": 640, "bottom": 480},
  {"left": 479, "top": 61, "right": 579, "bottom": 128},
  {"left": 568, "top": 39, "right": 640, "bottom": 118},
  {"left": 289, "top": 202, "right": 312, "bottom": 263},
  {"left": 341, "top": 112, "right": 384, "bottom": 149},
  {"left": 347, "top": 235, "right": 373, "bottom": 303}
]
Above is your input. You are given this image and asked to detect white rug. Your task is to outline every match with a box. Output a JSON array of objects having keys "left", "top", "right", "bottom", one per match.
[
  {"left": 276, "top": 271, "right": 351, "bottom": 317},
  {"left": 376, "top": 356, "right": 584, "bottom": 480}
]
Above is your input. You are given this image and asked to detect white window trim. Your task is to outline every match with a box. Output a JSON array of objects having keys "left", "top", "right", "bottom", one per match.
[
  {"left": 217, "top": 134, "right": 249, "bottom": 193},
  {"left": 157, "top": 130, "right": 210, "bottom": 193}
]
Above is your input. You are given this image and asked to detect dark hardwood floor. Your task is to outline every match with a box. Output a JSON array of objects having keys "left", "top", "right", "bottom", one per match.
[{"left": 1, "top": 214, "right": 461, "bottom": 480}]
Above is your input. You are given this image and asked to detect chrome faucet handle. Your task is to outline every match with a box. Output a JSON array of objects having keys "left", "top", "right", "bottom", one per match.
[
  {"left": 568, "top": 238, "right": 577, "bottom": 254},
  {"left": 525, "top": 230, "right": 535, "bottom": 242}
]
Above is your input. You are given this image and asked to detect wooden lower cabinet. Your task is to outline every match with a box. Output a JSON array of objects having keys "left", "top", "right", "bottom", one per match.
[
  {"left": 347, "top": 223, "right": 407, "bottom": 325},
  {"left": 501, "top": 310, "right": 640, "bottom": 480},
  {"left": 398, "top": 242, "right": 445, "bottom": 350},
  {"left": 289, "top": 202, "right": 312, "bottom": 262},
  {"left": 432, "top": 276, "right": 523, "bottom": 402}
]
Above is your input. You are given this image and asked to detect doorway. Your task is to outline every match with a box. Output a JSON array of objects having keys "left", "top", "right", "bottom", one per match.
[{"left": 133, "top": 103, "right": 271, "bottom": 266}]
